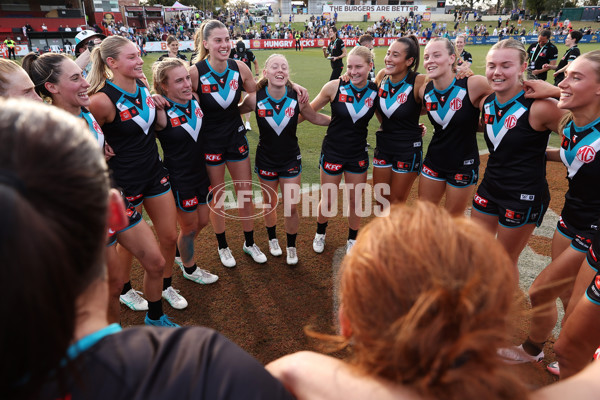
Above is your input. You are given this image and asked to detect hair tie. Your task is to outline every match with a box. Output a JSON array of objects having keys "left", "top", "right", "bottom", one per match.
[{"left": 0, "top": 169, "right": 27, "bottom": 195}]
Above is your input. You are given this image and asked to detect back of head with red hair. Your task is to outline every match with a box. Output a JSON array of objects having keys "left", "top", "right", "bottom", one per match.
[{"left": 338, "top": 202, "right": 527, "bottom": 400}]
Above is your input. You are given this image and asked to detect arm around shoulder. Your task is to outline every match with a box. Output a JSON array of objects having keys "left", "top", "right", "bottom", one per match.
[
  {"left": 237, "top": 60, "right": 257, "bottom": 94},
  {"left": 530, "top": 97, "right": 566, "bottom": 133},
  {"left": 311, "top": 80, "right": 339, "bottom": 113},
  {"left": 299, "top": 101, "right": 331, "bottom": 126},
  {"left": 467, "top": 74, "right": 493, "bottom": 106}
]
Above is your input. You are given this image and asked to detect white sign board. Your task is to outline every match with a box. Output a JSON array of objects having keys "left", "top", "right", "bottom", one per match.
[{"left": 323, "top": 4, "right": 428, "bottom": 13}]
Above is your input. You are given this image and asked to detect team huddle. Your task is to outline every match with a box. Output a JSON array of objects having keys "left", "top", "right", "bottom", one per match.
[{"left": 1, "top": 16, "right": 600, "bottom": 398}]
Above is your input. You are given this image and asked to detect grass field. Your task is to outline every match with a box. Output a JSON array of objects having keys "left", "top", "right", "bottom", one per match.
[{"left": 140, "top": 36, "right": 600, "bottom": 184}]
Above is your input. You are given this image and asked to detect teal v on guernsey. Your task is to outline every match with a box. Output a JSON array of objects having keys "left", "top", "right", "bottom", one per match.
[
  {"left": 378, "top": 73, "right": 413, "bottom": 119},
  {"left": 164, "top": 97, "right": 203, "bottom": 142},
  {"left": 424, "top": 78, "right": 467, "bottom": 130},
  {"left": 106, "top": 80, "right": 156, "bottom": 135},
  {"left": 199, "top": 59, "right": 240, "bottom": 109},
  {"left": 257, "top": 87, "right": 298, "bottom": 136},
  {"left": 560, "top": 116, "right": 600, "bottom": 178},
  {"left": 338, "top": 81, "right": 377, "bottom": 123},
  {"left": 483, "top": 90, "right": 528, "bottom": 151}
]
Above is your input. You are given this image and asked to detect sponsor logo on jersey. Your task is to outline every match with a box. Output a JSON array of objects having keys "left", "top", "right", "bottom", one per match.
[
  {"left": 426, "top": 102, "right": 438, "bottom": 111},
  {"left": 373, "top": 158, "right": 387, "bottom": 165},
  {"left": 285, "top": 107, "right": 295, "bottom": 117},
  {"left": 125, "top": 208, "right": 134, "bottom": 218},
  {"left": 561, "top": 135, "right": 570, "bottom": 149},
  {"left": 378, "top": 88, "right": 388, "bottom": 98},
  {"left": 201, "top": 84, "right": 218, "bottom": 93},
  {"left": 258, "top": 109, "right": 274, "bottom": 117},
  {"left": 324, "top": 162, "right": 342, "bottom": 172},
  {"left": 92, "top": 121, "right": 102, "bottom": 134},
  {"left": 146, "top": 96, "right": 155, "bottom": 109},
  {"left": 520, "top": 194, "right": 535, "bottom": 201},
  {"left": 484, "top": 114, "right": 495, "bottom": 124},
  {"left": 397, "top": 93, "right": 407, "bottom": 104},
  {"left": 595, "top": 275, "right": 600, "bottom": 290},
  {"left": 463, "top": 159, "right": 475, "bottom": 165},
  {"left": 183, "top": 197, "right": 199, "bottom": 208},
  {"left": 504, "top": 114, "right": 518, "bottom": 129},
  {"left": 450, "top": 98, "right": 462, "bottom": 111},
  {"left": 160, "top": 176, "right": 169, "bottom": 185},
  {"left": 205, "top": 153, "right": 223, "bottom": 162},
  {"left": 120, "top": 108, "right": 138, "bottom": 121},
  {"left": 397, "top": 161, "right": 410, "bottom": 170},
  {"left": 365, "top": 97, "right": 374, "bottom": 108},
  {"left": 454, "top": 173, "right": 466, "bottom": 181},
  {"left": 576, "top": 145, "right": 596, "bottom": 163},
  {"left": 474, "top": 194, "right": 488, "bottom": 207},
  {"left": 239, "top": 144, "right": 248, "bottom": 154},
  {"left": 358, "top": 160, "right": 366, "bottom": 167},
  {"left": 195, "top": 108, "right": 203, "bottom": 118},
  {"left": 229, "top": 79, "right": 239, "bottom": 90},
  {"left": 559, "top": 216, "right": 567, "bottom": 228},
  {"left": 338, "top": 94, "right": 354, "bottom": 103}
]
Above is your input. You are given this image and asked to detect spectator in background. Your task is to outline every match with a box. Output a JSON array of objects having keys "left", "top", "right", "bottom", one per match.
[
  {"left": 527, "top": 29, "right": 558, "bottom": 80},
  {"left": 358, "top": 34, "right": 375, "bottom": 81},
  {"left": 157, "top": 35, "right": 187, "bottom": 63},
  {"left": 230, "top": 40, "right": 258, "bottom": 131},
  {"left": 4, "top": 37, "right": 16, "bottom": 60},
  {"left": 74, "top": 30, "right": 106, "bottom": 77},
  {"left": 455, "top": 34, "right": 472, "bottom": 70},
  {"left": 42, "top": 22, "right": 48, "bottom": 31},
  {"left": 323, "top": 26, "right": 346, "bottom": 81},
  {"left": 545, "top": 30, "right": 582, "bottom": 85}
]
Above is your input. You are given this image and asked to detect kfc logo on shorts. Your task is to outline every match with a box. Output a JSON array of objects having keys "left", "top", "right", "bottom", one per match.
[
  {"left": 260, "top": 170, "right": 277, "bottom": 177},
  {"left": 397, "top": 93, "right": 407, "bottom": 104},
  {"left": 205, "top": 154, "right": 223, "bottom": 162},
  {"left": 195, "top": 108, "right": 203, "bottom": 118},
  {"left": 373, "top": 158, "right": 386, "bottom": 166},
  {"left": 183, "top": 197, "right": 199, "bottom": 208},
  {"left": 559, "top": 216, "right": 567, "bottom": 228},
  {"left": 422, "top": 165, "right": 438, "bottom": 177},
  {"left": 365, "top": 97, "right": 374, "bottom": 108},
  {"left": 450, "top": 98, "right": 462, "bottom": 111},
  {"left": 229, "top": 80, "right": 239, "bottom": 91},
  {"left": 160, "top": 176, "right": 169, "bottom": 185},
  {"left": 576, "top": 146, "right": 596, "bottom": 164},
  {"left": 146, "top": 96, "right": 155, "bottom": 109},
  {"left": 504, "top": 115, "right": 518, "bottom": 130},
  {"left": 473, "top": 194, "right": 488, "bottom": 207},
  {"left": 126, "top": 193, "right": 143, "bottom": 202},
  {"left": 324, "top": 162, "right": 342, "bottom": 172},
  {"left": 285, "top": 107, "right": 295, "bottom": 118}
]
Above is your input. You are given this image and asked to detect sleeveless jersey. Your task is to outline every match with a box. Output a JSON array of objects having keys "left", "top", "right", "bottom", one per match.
[
  {"left": 99, "top": 79, "right": 159, "bottom": 187},
  {"left": 79, "top": 106, "right": 105, "bottom": 149},
  {"left": 194, "top": 58, "right": 244, "bottom": 150},
  {"left": 255, "top": 87, "right": 300, "bottom": 168},
  {"left": 375, "top": 71, "right": 422, "bottom": 152},
  {"left": 479, "top": 91, "right": 550, "bottom": 207},
  {"left": 424, "top": 77, "right": 480, "bottom": 172},
  {"left": 156, "top": 97, "right": 208, "bottom": 190},
  {"left": 322, "top": 79, "right": 378, "bottom": 160},
  {"left": 560, "top": 117, "right": 600, "bottom": 226}
]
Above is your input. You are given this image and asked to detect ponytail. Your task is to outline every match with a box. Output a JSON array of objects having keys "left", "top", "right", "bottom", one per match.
[
  {"left": 192, "top": 19, "right": 226, "bottom": 65},
  {"left": 87, "top": 36, "right": 132, "bottom": 95}
]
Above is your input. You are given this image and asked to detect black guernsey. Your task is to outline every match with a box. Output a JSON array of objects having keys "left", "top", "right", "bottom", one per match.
[
  {"left": 255, "top": 86, "right": 301, "bottom": 168},
  {"left": 375, "top": 71, "right": 422, "bottom": 152},
  {"left": 560, "top": 117, "right": 600, "bottom": 228},
  {"left": 423, "top": 77, "right": 480, "bottom": 173},
  {"left": 156, "top": 97, "right": 209, "bottom": 191},
  {"left": 79, "top": 106, "right": 105, "bottom": 149},
  {"left": 99, "top": 79, "right": 160, "bottom": 188},
  {"left": 479, "top": 91, "right": 551, "bottom": 208},
  {"left": 322, "top": 79, "right": 378, "bottom": 160},
  {"left": 39, "top": 326, "right": 295, "bottom": 400},
  {"left": 194, "top": 58, "right": 245, "bottom": 150}
]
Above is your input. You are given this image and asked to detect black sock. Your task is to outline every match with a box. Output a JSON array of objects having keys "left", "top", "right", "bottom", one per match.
[
  {"left": 163, "top": 277, "right": 172, "bottom": 291},
  {"left": 121, "top": 281, "right": 132, "bottom": 295},
  {"left": 147, "top": 300, "right": 163, "bottom": 321},
  {"left": 266, "top": 225, "right": 277, "bottom": 240},
  {"left": 244, "top": 230, "right": 255, "bottom": 247},
  {"left": 175, "top": 247, "right": 180, "bottom": 258},
  {"left": 523, "top": 338, "right": 544, "bottom": 356},
  {"left": 317, "top": 221, "right": 328, "bottom": 235},
  {"left": 184, "top": 263, "right": 197, "bottom": 275},
  {"left": 287, "top": 232, "right": 297, "bottom": 248},
  {"left": 348, "top": 228, "right": 358, "bottom": 241},
  {"left": 216, "top": 232, "right": 228, "bottom": 249}
]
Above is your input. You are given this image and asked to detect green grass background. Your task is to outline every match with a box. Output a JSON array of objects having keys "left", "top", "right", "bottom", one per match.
[{"left": 138, "top": 21, "right": 597, "bottom": 185}]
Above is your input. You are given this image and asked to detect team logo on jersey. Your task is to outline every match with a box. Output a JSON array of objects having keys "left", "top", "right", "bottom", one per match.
[
  {"left": 257, "top": 95, "right": 298, "bottom": 136},
  {"left": 109, "top": 82, "right": 156, "bottom": 135},
  {"left": 424, "top": 82, "right": 467, "bottom": 130},
  {"left": 560, "top": 122, "right": 600, "bottom": 178},
  {"left": 379, "top": 80, "right": 413, "bottom": 119},
  {"left": 576, "top": 145, "right": 596, "bottom": 163},
  {"left": 339, "top": 84, "right": 377, "bottom": 123},
  {"left": 166, "top": 99, "right": 203, "bottom": 142},
  {"left": 483, "top": 95, "right": 527, "bottom": 151},
  {"left": 199, "top": 68, "right": 241, "bottom": 109}
]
